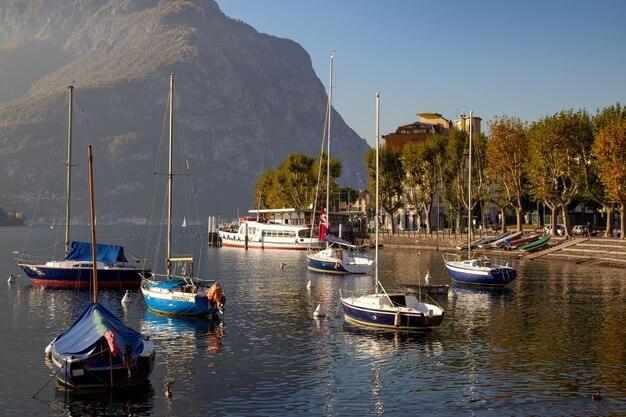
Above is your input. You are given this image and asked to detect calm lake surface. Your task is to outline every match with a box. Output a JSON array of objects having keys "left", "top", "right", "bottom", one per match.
[{"left": 1, "top": 225, "right": 625, "bottom": 416}]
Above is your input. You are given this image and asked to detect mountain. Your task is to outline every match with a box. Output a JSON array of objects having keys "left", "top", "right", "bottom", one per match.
[{"left": 0, "top": 0, "right": 370, "bottom": 222}]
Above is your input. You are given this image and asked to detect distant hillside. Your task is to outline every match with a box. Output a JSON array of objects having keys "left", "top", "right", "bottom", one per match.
[{"left": 0, "top": 0, "right": 370, "bottom": 221}]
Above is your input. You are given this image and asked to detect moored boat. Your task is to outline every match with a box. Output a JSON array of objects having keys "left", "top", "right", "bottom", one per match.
[
  {"left": 504, "top": 233, "right": 540, "bottom": 249},
  {"left": 518, "top": 235, "right": 551, "bottom": 252},
  {"left": 219, "top": 219, "right": 323, "bottom": 250},
  {"left": 47, "top": 145, "right": 155, "bottom": 389}
]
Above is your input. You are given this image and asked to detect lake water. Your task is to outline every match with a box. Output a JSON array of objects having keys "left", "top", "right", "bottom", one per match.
[{"left": 1, "top": 225, "right": 625, "bottom": 416}]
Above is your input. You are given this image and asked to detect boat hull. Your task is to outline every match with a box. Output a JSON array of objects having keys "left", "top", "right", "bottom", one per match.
[
  {"left": 140, "top": 281, "right": 222, "bottom": 317},
  {"left": 51, "top": 346, "right": 155, "bottom": 389},
  {"left": 444, "top": 260, "right": 517, "bottom": 286},
  {"left": 306, "top": 252, "right": 374, "bottom": 275},
  {"left": 17, "top": 262, "right": 148, "bottom": 288},
  {"left": 220, "top": 239, "right": 317, "bottom": 250}
]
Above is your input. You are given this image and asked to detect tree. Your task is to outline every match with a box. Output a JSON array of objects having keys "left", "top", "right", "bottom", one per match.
[
  {"left": 253, "top": 152, "right": 341, "bottom": 210},
  {"left": 486, "top": 116, "right": 528, "bottom": 232},
  {"left": 365, "top": 146, "right": 405, "bottom": 233},
  {"left": 402, "top": 135, "right": 445, "bottom": 233},
  {"left": 526, "top": 110, "right": 593, "bottom": 236},
  {"left": 589, "top": 103, "right": 626, "bottom": 236},
  {"left": 593, "top": 117, "right": 626, "bottom": 239},
  {"left": 441, "top": 127, "right": 468, "bottom": 232}
]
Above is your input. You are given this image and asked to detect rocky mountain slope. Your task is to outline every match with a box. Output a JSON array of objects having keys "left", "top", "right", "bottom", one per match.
[{"left": 0, "top": 0, "right": 370, "bottom": 222}]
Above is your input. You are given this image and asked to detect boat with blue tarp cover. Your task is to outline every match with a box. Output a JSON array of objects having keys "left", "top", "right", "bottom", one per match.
[
  {"left": 46, "top": 145, "right": 155, "bottom": 389},
  {"left": 14, "top": 85, "right": 151, "bottom": 288}
]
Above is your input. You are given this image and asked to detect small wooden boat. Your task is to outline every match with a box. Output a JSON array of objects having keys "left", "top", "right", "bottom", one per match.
[
  {"left": 518, "top": 235, "right": 551, "bottom": 252},
  {"left": 486, "top": 231, "right": 523, "bottom": 249}
]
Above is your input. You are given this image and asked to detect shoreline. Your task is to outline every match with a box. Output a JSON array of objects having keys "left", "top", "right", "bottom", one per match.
[{"left": 372, "top": 233, "right": 626, "bottom": 268}]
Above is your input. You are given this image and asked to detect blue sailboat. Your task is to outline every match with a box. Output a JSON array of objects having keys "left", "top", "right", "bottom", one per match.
[
  {"left": 47, "top": 146, "right": 155, "bottom": 388},
  {"left": 140, "top": 74, "right": 224, "bottom": 318}
]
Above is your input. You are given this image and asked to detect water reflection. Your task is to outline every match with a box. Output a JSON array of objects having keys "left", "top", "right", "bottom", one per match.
[{"left": 51, "top": 382, "right": 154, "bottom": 417}]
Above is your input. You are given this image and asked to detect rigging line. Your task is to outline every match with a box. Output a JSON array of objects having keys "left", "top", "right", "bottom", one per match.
[
  {"left": 309, "top": 86, "right": 331, "bottom": 244},
  {"left": 21, "top": 102, "right": 67, "bottom": 253}
]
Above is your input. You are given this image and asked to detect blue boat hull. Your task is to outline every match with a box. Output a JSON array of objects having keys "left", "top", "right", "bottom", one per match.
[
  {"left": 17, "top": 264, "right": 148, "bottom": 288},
  {"left": 306, "top": 257, "right": 348, "bottom": 274},
  {"left": 341, "top": 301, "right": 444, "bottom": 330},
  {"left": 444, "top": 263, "right": 517, "bottom": 286},
  {"left": 140, "top": 281, "right": 223, "bottom": 318}
]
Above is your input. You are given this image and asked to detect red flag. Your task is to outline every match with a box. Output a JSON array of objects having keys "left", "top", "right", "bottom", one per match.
[
  {"left": 104, "top": 330, "right": 118, "bottom": 356},
  {"left": 318, "top": 208, "right": 329, "bottom": 241}
]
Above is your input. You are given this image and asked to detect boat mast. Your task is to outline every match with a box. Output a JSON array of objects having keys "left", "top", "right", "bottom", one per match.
[
  {"left": 375, "top": 91, "right": 380, "bottom": 291},
  {"left": 87, "top": 145, "right": 98, "bottom": 302},
  {"left": 325, "top": 53, "right": 333, "bottom": 245},
  {"left": 167, "top": 74, "right": 174, "bottom": 277},
  {"left": 467, "top": 111, "right": 473, "bottom": 259},
  {"left": 65, "top": 85, "right": 73, "bottom": 255}
]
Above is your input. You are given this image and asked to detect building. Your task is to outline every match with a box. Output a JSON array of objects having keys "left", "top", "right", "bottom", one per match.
[{"left": 383, "top": 113, "right": 451, "bottom": 150}]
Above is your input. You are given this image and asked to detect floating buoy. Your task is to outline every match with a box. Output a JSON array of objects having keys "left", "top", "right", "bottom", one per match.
[
  {"left": 306, "top": 279, "right": 312, "bottom": 289},
  {"left": 313, "top": 304, "right": 326, "bottom": 317},
  {"left": 121, "top": 290, "right": 132, "bottom": 304},
  {"left": 7, "top": 274, "right": 16, "bottom": 284},
  {"left": 424, "top": 271, "right": 432, "bottom": 284}
]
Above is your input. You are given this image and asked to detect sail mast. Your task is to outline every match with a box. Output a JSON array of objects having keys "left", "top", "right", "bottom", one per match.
[
  {"left": 467, "top": 111, "right": 473, "bottom": 259},
  {"left": 65, "top": 85, "right": 73, "bottom": 255},
  {"left": 167, "top": 74, "right": 174, "bottom": 277},
  {"left": 325, "top": 53, "right": 333, "bottom": 242},
  {"left": 375, "top": 91, "right": 380, "bottom": 290},
  {"left": 87, "top": 145, "right": 98, "bottom": 302}
]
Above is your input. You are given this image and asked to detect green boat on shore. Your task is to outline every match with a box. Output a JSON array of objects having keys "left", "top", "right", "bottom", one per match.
[{"left": 518, "top": 235, "right": 551, "bottom": 252}]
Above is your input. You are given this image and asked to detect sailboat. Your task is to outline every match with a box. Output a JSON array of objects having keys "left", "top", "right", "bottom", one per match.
[
  {"left": 47, "top": 145, "right": 155, "bottom": 388},
  {"left": 443, "top": 111, "right": 517, "bottom": 286},
  {"left": 307, "top": 54, "right": 374, "bottom": 275},
  {"left": 140, "top": 74, "right": 225, "bottom": 318},
  {"left": 14, "top": 85, "right": 152, "bottom": 288},
  {"left": 339, "top": 93, "right": 444, "bottom": 330}
]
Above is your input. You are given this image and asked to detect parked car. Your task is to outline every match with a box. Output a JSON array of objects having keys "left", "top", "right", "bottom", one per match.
[
  {"left": 572, "top": 225, "right": 586, "bottom": 236},
  {"left": 544, "top": 224, "right": 566, "bottom": 236}
]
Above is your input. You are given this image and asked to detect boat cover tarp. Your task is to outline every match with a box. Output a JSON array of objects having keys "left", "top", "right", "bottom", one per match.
[
  {"left": 324, "top": 233, "right": 354, "bottom": 247},
  {"left": 64, "top": 241, "right": 129, "bottom": 263},
  {"left": 52, "top": 303, "right": 145, "bottom": 360}
]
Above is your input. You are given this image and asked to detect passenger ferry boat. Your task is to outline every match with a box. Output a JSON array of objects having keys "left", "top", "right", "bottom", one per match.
[{"left": 219, "top": 219, "right": 324, "bottom": 250}]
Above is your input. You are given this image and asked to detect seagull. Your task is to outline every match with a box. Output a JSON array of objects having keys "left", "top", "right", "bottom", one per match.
[
  {"left": 165, "top": 382, "right": 173, "bottom": 398},
  {"left": 121, "top": 290, "right": 132, "bottom": 304},
  {"left": 279, "top": 262, "right": 286, "bottom": 269}
]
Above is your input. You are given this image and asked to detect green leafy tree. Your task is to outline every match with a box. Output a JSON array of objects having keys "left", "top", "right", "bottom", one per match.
[
  {"left": 486, "top": 116, "right": 528, "bottom": 232},
  {"left": 253, "top": 152, "right": 341, "bottom": 210},
  {"left": 402, "top": 134, "right": 445, "bottom": 233},
  {"left": 441, "top": 127, "right": 467, "bottom": 232},
  {"left": 527, "top": 110, "right": 594, "bottom": 236},
  {"left": 365, "top": 146, "right": 405, "bottom": 233},
  {"left": 593, "top": 117, "right": 626, "bottom": 239}
]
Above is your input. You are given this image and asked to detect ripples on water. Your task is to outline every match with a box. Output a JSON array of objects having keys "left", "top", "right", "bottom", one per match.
[{"left": 1, "top": 226, "right": 626, "bottom": 416}]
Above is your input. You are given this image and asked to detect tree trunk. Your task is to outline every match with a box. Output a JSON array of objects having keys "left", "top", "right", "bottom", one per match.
[
  {"left": 516, "top": 207, "right": 523, "bottom": 232},
  {"left": 621, "top": 203, "right": 625, "bottom": 240},
  {"left": 500, "top": 207, "right": 506, "bottom": 233},
  {"left": 424, "top": 202, "right": 432, "bottom": 234},
  {"left": 604, "top": 205, "right": 613, "bottom": 237},
  {"left": 561, "top": 204, "right": 572, "bottom": 237}
]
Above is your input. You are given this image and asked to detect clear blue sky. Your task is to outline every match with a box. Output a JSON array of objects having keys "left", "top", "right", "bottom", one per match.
[{"left": 216, "top": 0, "right": 626, "bottom": 147}]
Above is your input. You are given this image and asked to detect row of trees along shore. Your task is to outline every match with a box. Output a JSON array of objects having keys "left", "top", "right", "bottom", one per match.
[{"left": 254, "top": 103, "right": 626, "bottom": 239}]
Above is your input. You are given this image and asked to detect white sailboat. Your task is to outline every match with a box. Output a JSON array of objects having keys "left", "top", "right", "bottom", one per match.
[
  {"left": 307, "top": 54, "right": 374, "bottom": 275},
  {"left": 340, "top": 92, "right": 444, "bottom": 330},
  {"left": 442, "top": 111, "right": 517, "bottom": 286}
]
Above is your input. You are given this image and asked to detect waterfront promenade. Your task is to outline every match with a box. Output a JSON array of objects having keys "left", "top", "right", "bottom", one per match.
[{"left": 371, "top": 230, "right": 626, "bottom": 268}]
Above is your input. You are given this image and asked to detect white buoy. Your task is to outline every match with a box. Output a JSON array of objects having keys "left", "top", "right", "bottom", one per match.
[
  {"left": 424, "top": 271, "right": 432, "bottom": 285},
  {"left": 313, "top": 304, "right": 326, "bottom": 317},
  {"left": 306, "top": 279, "right": 312, "bottom": 289},
  {"left": 394, "top": 311, "right": 401, "bottom": 327},
  {"left": 7, "top": 274, "right": 16, "bottom": 284},
  {"left": 122, "top": 290, "right": 132, "bottom": 304}
]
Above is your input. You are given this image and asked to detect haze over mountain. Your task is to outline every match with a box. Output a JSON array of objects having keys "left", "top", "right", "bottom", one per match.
[{"left": 0, "top": 0, "right": 370, "bottom": 223}]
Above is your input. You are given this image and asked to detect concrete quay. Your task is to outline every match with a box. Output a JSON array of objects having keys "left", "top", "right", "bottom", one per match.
[{"left": 371, "top": 232, "right": 626, "bottom": 268}]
